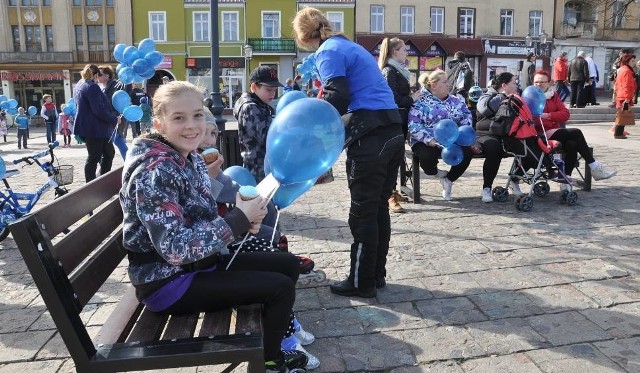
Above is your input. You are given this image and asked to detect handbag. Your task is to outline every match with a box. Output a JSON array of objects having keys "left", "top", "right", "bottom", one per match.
[{"left": 615, "top": 101, "right": 635, "bottom": 126}]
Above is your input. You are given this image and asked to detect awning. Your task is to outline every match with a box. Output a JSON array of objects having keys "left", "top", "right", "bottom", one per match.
[{"left": 356, "top": 35, "right": 484, "bottom": 57}]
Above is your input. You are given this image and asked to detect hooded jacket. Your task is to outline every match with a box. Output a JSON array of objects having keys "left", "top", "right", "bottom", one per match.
[{"left": 233, "top": 92, "right": 274, "bottom": 182}]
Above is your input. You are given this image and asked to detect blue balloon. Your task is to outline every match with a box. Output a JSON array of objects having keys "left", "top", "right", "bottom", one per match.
[
  {"left": 115, "top": 63, "right": 125, "bottom": 76},
  {"left": 132, "top": 58, "right": 150, "bottom": 75},
  {"left": 118, "top": 66, "right": 136, "bottom": 84},
  {"left": 133, "top": 73, "right": 145, "bottom": 83},
  {"left": 442, "top": 144, "right": 464, "bottom": 166},
  {"left": 522, "top": 86, "right": 546, "bottom": 116},
  {"left": 123, "top": 46, "right": 141, "bottom": 66},
  {"left": 27, "top": 106, "right": 37, "bottom": 116},
  {"left": 276, "top": 91, "right": 308, "bottom": 114},
  {"left": 0, "top": 95, "right": 7, "bottom": 103},
  {"left": 112, "top": 90, "right": 131, "bottom": 113},
  {"left": 266, "top": 98, "right": 344, "bottom": 184},
  {"left": 7, "top": 99, "right": 18, "bottom": 109},
  {"left": 67, "top": 98, "right": 75, "bottom": 105},
  {"left": 144, "top": 51, "right": 164, "bottom": 67},
  {"left": 0, "top": 101, "right": 8, "bottom": 110},
  {"left": 0, "top": 154, "right": 5, "bottom": 179},
  {"left": 139, "top": 65, "right": 157, "bottom": 79},
  {"left": 63, "top": 106, "right": 73, "bottom": 115},
  {"left": 123, "top": 105, "right": 143, "bottom": 121},
  {"left": 6, "top": 107, "right": 17, "bottom": 115},
  {"left": 113, "top": 43, "right": 127, "bottom": 63},
  {"left": 434, "top": 119, "right": 459, "bottom": 147},
  {"left": 272, "top": 178, "right": 317, "bottom": 209},
  {"left": 138, "top": 38, "right": 156, "bottom": 56},
  {"left": 456, "top": 125, "right": 476, "bottom": 147},
  {"left": 223, "top": 166, "right": 257, "bottom": 187}
]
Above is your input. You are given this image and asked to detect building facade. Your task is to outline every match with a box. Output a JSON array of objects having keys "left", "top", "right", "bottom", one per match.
[{"left": 0, "top": 0, "right": 131, "bottom": 114}]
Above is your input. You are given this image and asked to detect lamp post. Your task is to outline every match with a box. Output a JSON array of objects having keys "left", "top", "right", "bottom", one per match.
[
  {"left": 243, "top": 43, "right": 253, "bottom": 89},
  {"left": 525, "top": 30, "right": 549, "bottom": 57},
  {"left": 207, "top": 0, "right": 226, "bottom": 132}
]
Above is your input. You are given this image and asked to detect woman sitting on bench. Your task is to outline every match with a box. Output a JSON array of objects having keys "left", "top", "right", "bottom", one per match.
[
  {"left": 119, "top": 81, "right": 308, "bottom": 373},
  {"left": 533, "top": 69, "right": 617, "bottom": 184}
]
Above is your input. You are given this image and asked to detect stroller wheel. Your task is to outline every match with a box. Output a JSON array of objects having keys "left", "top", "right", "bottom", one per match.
[
  {"left": 560, "top": 190, "right": 569, "bottom": 204},
  {"left": 533, "top": 182, "right": 550, "bottom": 197},
  {"left": 516, "top": 195, "right": 533, "bottom": 212},
  {"left": 566, "top": 191, "right": 578, "bottom": 206},
  {"left": 492, "top": 186, "right": 509, "bottom": 202}
]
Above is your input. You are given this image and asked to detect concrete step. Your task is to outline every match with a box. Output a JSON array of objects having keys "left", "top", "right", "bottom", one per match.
[{"left": 568, "top": 105, "right": 640, "bottom": 115}]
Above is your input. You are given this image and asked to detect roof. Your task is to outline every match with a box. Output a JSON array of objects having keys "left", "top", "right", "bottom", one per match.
[{"left": 356, "top": 35, "right": 484, "bottom": 56}]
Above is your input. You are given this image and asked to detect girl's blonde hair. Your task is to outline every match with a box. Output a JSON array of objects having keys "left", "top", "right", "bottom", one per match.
[
  {"left": 152, "top": 80, "right": 204, "bottom": 119},
  {"left": 292, "top": 7, "right": 343, "bottom": 51},
  {"left": 418, "top": 69, "right": 447, "bottom": 89},
  {"left": 377, "top": 37, "right": 404, "bottom": 70}
]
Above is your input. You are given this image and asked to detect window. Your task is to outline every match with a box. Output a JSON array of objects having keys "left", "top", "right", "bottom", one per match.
[
  {"left": 72, "top": 0, "right": 81, "bottom": 5},
  {"left": 12, "top": 25, "right": 20, "bottom": 52},
  {"left": 193, "top": 11, "right": 209, "bottom": 42},
  {"left": 45, "top": 25, "right": 53, "bottom": 51},
  {"left": 529, "top": 11, "right": 543, "bottom": 36},
  {"left": 222, "top": 11, "right": 239, "bottom": 41},
  {"left": 21, "top": 0, "right": 39, "bottom": 5},
  {"left": 87, "top": 25, "right": 103, "bottom": 51},
  {"left": 75, "top": 25, "right": 83, "bottom": 50},
  {"left": 85, "top": 0, "right": 102, "bottom": 5},
  {"left": 9, "top": 0, "right": 18, "bottom": 5},
  {"left": 431, "top": 7, "right": 444, "bottom": 34},
  {"left": 326, "top": 12, "right": 344, "bottom": 32},
  {"left": 149, "top": 12, "right": 166, "bottom": 42},
  {"left": 400, "top": 7, "right": 414, "bottom": 34},
  {"left": 370, "top": 5, "right": 384, "bottom": 33},
  {"left": 107, "top": 25, "right": 115, "bottom": 51},
  {"left": 500, "top": 9, "right": 514, "bottom": 36},
  {"left": 262, "top": 12, "right": 280, "bottom": 38},
  {"left": 24, "top": 26, "right": 41, "bottom": 52},
  {"left": 612, "top": 1, "right": 624, "bottom": 28},
  {"left": 458, "top": 8, "right": 475, "bottom": 38}
]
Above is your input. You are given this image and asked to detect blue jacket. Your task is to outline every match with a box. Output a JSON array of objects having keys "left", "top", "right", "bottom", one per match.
[{"left": 73, "top": 79, "right": 118, "bottom": 139}]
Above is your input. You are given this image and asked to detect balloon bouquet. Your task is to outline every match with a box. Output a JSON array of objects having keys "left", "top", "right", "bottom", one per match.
[
  {"left": 0, "top": 96, "right": 19, "bottom": 115},
  {"left": 111, "top": 38, "right": 164, "bottom": 122},
  {"left": 296, "top": 54, "right": 319, "bottom": 85},
  {"left": 433, "top": 119, "right": 477, "bottom": 166}
]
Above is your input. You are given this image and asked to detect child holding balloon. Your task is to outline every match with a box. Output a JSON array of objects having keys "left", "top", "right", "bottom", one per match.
[
  {"left": 15, "top": 107, "right": 29, "bottom": 149},
  {"left": 58, "top": 104, "right": 74, "bottom": 148},
  {"left": 119, "top": 81, "right": 308, "bottom": 373},
  {"left": 0, "top": 111, "right": 7, "bottom": 142}
]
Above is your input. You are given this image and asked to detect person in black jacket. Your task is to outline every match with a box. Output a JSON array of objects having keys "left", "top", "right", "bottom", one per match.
[
  {"left": 568, "top": 51, "right": 591, "bottom": 108},
  {"left": 446, "top": 51, "right": 474, "bottom": 99},
  {"left": 378, "top": 37, "right": 423, "bottom": 213},
  {"left": 98, "top": 65, "right": 129, "bottom": 158}
]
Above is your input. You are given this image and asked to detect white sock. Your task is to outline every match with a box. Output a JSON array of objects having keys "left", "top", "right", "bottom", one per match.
[{"left": 588, "top": 161, "right": 600, "bottom": 170}]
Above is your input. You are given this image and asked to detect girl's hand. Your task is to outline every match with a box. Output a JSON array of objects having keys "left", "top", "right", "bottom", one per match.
[
  {"left": 248, "top": 222, "right": 261, "bottom": 235},
  {"left": 427, "top": 139, "right": 437, "bottom": 147},
  {"left": 235, "top": 194, "right": 268, "bottom": 227},
  {"left": 206, "top": 154, "right": 224, "bottom": 179},
  {"left": 540, "top": 113, "right": 551, "bottom": 120},
  {"left": 412, "top": 91, "right": 424, "bottom": 101}
]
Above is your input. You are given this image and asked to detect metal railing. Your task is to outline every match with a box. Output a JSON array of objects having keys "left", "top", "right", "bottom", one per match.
[
  {"left": 73, "top": 50, "right": 116, "bottom": 63},
  {"left": 247, "top": 38, "right": 296, "bottom": 54}
]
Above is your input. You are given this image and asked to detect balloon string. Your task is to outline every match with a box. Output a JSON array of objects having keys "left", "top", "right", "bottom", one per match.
[
  {"left": 225, "top": 232, "right": 252, "bottom": 270},
  {"left": 270, "top": 208, "right": 281, "bottom": 248}
]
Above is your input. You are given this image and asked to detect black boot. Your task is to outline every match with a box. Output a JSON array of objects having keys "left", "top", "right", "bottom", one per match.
[
  {"left": 329, "top": 279, "right": 376, "bottom": 298},
  {"left": 614, "top": 125, "right": 627, "bottom": 139}
]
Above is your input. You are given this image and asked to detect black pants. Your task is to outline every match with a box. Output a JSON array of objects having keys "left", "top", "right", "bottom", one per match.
[
  {"left": 411, "top": 142, "right": 473, "bottom": 182},
  {"left": 570, "top": 80, "right": 585, "bottom": 107},
  {"left": 45, "top": 121, "right": 57, "bottom": 143},
  {"left": 548, "top": 128, "right": 594, "bottom": 175},
  {"left": 83, "top": 137, "right": 115, "bottom": 182},
  {"left": 346, "top": 125, "right": 404, "bottom": 289},
  {"left": 477, "top": 135, "right": 504, "bottom": 189},
  {"left": 17, "top": 128, "right": 28, "bottom": 148},
  {"left": 163, "top": 252, "right": 299, "bottom": 362}
]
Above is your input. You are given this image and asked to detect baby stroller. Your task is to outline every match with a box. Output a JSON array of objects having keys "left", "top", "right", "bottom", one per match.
[{"left": 490, "top": 95, "right": 577, "bottom": 211}]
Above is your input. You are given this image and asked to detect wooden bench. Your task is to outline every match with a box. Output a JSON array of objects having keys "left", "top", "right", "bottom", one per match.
[
  {"left": 400, "top": 146, "right": 593, "bottom": 204},
  {"left": 9, "top": 166, "right": 266, "bottom": 373}
]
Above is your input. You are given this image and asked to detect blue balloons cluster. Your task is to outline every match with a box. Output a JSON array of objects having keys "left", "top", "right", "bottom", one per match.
[
  {"left": 62, "top": 98, "right": 77, "bottom": 116},
  {"left": 296, "top": 54, "right": 318, "bottom": 84},
  {"left": 522, "top": 86, "right": 546, "bottom": 117},
  {"left": 265, "top": 97, "right": 344, "bottom": 209},
  {"left": 113, "top": 38, "right": 164, "bottom": 84},
  {"left": 276, "top": 90, "right": 308, "bottom": 114},
  {"left": 111, "top": 90, "right": 143, "bottom": 121},
  {"left": 0, "top": 96, "right": 19, "bottom": 115},
  {"left": 224, "top": 166, "right": 257, "bottom": 187},
  {"left": 433, "top": 119, "right": 477, "bottom": 166}
]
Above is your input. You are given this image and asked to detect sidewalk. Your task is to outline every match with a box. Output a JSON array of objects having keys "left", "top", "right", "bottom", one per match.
[{"left": 0, "top": 122, "right": 639, "bottom": 372}]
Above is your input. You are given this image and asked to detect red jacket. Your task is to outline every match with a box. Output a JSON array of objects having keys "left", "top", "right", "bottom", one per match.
[
  {"left": 540, "top": 91, "right": 570, "bottom": 131},
  {"left": 614, "top": 65, "right": 638, "bottom": 102},
  {"left": 553, "top": 58, "right": 568, "bottom": 82}
]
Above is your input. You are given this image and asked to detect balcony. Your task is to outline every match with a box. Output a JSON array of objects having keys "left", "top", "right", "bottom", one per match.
[
  {"left": 247, "top": 38, "right": 296, "bottom": 54},
  {"left": 73, "top": 50, "right": 117, "bottom": 64},
  {"left": 560, "top": 20, "right": 598, "bottom": 38},
  {"left": 0, "top": 52, "right": 73, "bottom": 64}
]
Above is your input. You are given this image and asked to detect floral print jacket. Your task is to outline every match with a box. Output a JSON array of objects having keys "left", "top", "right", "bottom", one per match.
[{"left": 407, "top": 89, "right": 472, "bottom": 147}]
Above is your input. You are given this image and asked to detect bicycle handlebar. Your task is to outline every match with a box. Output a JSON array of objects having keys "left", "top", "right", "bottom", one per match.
[{"left": 13, "top": 141, "right": 60, "bottom": 165}]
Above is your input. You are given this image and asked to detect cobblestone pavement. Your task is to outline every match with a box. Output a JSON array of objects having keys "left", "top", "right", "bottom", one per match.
[{"left": 0, "top": 121, "right": 639, "bottom": 372}]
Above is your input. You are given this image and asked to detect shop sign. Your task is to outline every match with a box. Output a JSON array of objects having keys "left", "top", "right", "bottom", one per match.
[
  {"left": 420, "top": 56, "right": 443, "bottom": 70},
  {"left": 157, "top": 56, "right": 173, "bottom": 69},
  {"left": 371, "top": 40, "right": 420, "bottom": 56},
  {"left": 186, "top": 58, "right": 245, "bottom": 69},
  {"left": 1, "top": 71, "right": 69, "bottom": 81},
  {"left": 482, "top": 39, "right": 533, "bottom": 56}
]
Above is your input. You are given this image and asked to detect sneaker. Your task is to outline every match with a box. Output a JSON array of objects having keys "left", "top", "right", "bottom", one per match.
[
  {"left": 482, "top": 187, "right": 493, "bottom": 203},
  {"left": 297, "top": 255, "right": 315, "bottom": 274},
  {"left": 292, "top": 341, "right": 320, "bottom": 370},
  {"left": 426, "top": 169, "right": 448, "bottom": 179},
  {"left": 293, "top": 325, "right": 315, "bottom": 346},
  {"left": 392, "top": 190, "right": 409, "bottom": 202},
  {"left": 388, "top": 195, "right": 405, "bottom": 213},
  {"left": 265, "top": 350, "right": 308, "bottom": 373},
  {"left": 591, "top": 164, "right": 617, "bottom": 181},
  {"left": 509, "top": 181, "right": 524, "bottom": 196},
  {"left": 440, "top": 178, "right": 453, "bottom": 201}
]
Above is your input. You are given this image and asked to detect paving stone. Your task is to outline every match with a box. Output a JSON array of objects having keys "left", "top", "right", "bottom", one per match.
[
  {"left": 0, "top": 359, "right": 64, "bottom": 372},
  {"left": 572, "top": 279, "right": 640, "bottom": 307},
  {"left": 594, "top": 336, "right": 640, "bottom": 372},
  {"left": 421, "top": 273, "right": 485, "bottom": 298},
  {"left": 469, "top": 290, "right": 546, "bottom": 319},
  {"left": 377, "top": 278, "right": 433, "bottom": 304},
  {"left": 400, "top": 326, "right": 485, "bottom": 362},
  {"left": 522, "top": 284, "right": 600, "bottom": 313},
  {"left": 390, "top": 361, "right": 464, "bottom": 372},
  {"left": 460, "top": 353, "right": 544, "bottom": 372},
  {"left": 0, "top": 330, "right": 55, "bottom": 362},
  {"left": 295, "top": 307, "right": 364, "bottom": 338},
  {"left": 339, "top": 332, "right": 415, "bottom": 371},
  {"left": 526, "top": 343, "right": 626, "bottom": 372},
  {"left": 0, "top": 306, "right": 43, "bottom": 333},
  {"left": 526, "top": 311, "right": 610, "bottom": 346},
  {"left": 581, "top": 303, "right": 640, "bottom": 339},
  {"left": 537, "top": 259, "right": 628, "bottom": 283},
  {"left": 386, "top": 259, "right": 439, "bottom": 280},
  {"left": 469, "top": 268, "right": 535, "bottom": 291},
  {"left": 466, "top": 318, "right": 551, "bottom": 355},
  {"left": 359, "top": 302, "right": 430, "bottom": 332},
  {"left": 415, "top": 297, "right": 487, "bottom": 326}
]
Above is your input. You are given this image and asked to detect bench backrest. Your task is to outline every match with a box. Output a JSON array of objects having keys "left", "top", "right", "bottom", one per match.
[{"left": 9, "top": 166, "right": 124, "bottom": 367}]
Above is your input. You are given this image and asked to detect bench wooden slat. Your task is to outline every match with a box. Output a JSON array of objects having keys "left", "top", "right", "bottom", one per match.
[
  {"left": 199, "top": 309, "right": 232, "bottom": 337},
  {"left": 69, "top": 233, "right": 126, "bottom": 308},
  {"left": 162, "top": 313, "right": 200, "bottom": 340},
  {"left": 236, "top": 305, "right": 263, "bottom": 335},
  {"left": 55, "top": 200, "right": 123, "bottom": 274},
  {"left": 125, "top": 307, "right": 169, "bottom": 343},
  {"left": 94, "top": 286, "right": 143, "bottom": 345}
]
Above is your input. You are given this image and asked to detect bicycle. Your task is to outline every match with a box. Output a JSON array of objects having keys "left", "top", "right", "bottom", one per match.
[{"left": 0, "top": 141, "right": 73, "bottom": 241}]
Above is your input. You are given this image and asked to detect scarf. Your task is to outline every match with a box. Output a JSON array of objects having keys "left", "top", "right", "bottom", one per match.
[{"left": 387, "top": 59, "right": 411, "bottom": 82}]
